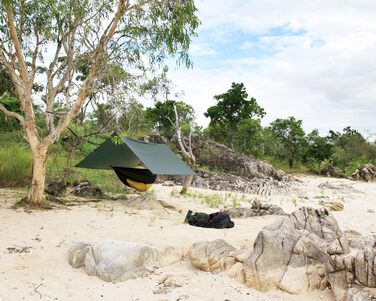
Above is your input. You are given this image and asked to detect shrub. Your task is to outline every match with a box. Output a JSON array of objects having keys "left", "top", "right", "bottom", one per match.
[
  {"left": 343, "top": 155, "right": 370, "bottom": 177},
  {"left": 0, "top": 145, "right": 32, "bottom": 187}
]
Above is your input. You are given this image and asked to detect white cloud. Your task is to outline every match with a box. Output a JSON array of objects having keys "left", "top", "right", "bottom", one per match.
[
  {"left": 189, "top": 43, "right": 217, "bottom": 56},
  {"left": 239, "top": 41, "right": 254, "bottom": 50},
  {"left": 168, "top": 0, "right": 376, "bottom": 134}
]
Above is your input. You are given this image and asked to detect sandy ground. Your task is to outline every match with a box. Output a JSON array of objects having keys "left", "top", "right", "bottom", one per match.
[{"left": 0, "top": 175, "right": 375, "bottom": 301}]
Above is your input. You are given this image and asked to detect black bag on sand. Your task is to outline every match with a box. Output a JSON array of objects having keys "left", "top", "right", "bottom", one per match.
[{"left": 185, "top": 210, "right": 235, "bottom": 229}]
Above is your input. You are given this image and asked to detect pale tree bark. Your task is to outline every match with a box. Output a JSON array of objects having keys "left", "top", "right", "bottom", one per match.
[
  {"left": 173, "top": 103, "right": 196, "bottom": 194},
  {"left": 0, "top": 0, "right": 128, "bottom": 205},
  {"left": 26, "top": 143, "right": 48, "bottom": 204}
]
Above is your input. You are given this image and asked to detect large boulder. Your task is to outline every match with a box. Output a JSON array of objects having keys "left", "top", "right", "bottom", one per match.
[
  {"left": 188, "top": 239, "right": 250, "bottom": 283},
  {"left": 68, "top": 240, "right": 180, "bottom": 282},
  {"left": 187, "top": 207, "right": 376, "bottom": 300},
  {"left": 189, "top": 239, "right": 237, "bottom": 272},
  {"left": 321, "top": 164, "right": 343, "bottom": 178},
  {"left": 326, "top": 235, "right": 376, "bottom": 301},
  {"left": 243, "top": 207, "right": 348, "bottom": 294},
  {"left": 145, "top": 135, "right": 289, "bottom": 182},
  {"left": 190, "top": 138, "right": 289, "bottom": 181},
  {"left": 352, "top": 164, "right": 376, "bottom": 182}
]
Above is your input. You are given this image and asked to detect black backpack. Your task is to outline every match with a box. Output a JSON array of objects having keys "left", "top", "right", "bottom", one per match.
[{"left": 185, "top": 210, "right": 235, "bottom": 229}]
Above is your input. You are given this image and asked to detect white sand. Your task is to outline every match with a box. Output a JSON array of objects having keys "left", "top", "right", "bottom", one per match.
[{"left": 0, "top": 175, "right": 375, "bottom": 301}]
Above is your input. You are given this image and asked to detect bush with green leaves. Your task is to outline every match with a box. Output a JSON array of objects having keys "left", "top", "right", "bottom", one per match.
[
  {"left": 0, "top": 145, "right": 31, "bottom": 187},
  {"left": 233, "top": 118, "right": 264, "bottom": 157},
  {"left": 343, "top": 155, "right": 373, "bottom": 177}
]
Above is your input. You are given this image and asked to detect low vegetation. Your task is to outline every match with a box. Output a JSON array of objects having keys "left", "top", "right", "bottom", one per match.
[
  {"left": 1, "top": 81, "right": 375, "bottom": 193},
  {"left": 171, "top": 188, "right": 247, "bottom": 208}
]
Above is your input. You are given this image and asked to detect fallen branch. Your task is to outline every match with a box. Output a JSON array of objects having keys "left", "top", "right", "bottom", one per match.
[{"left": 30, "top": 282, "right": 44, "bottom": 299}]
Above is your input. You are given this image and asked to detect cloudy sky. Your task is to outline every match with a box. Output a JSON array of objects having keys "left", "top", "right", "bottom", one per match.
[{"left": 168, "top": 0, "right": 376, "bottom": 135}]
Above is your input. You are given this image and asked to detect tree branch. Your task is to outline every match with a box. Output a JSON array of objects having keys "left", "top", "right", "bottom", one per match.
[
  {"left": 45, "top": 0, "right": 128, "bottom": 144},
  {"left": 67, "top": 127, "right": 101, "bottom": 146},
  {"left": 30, "top": 27, "right": 40, "bottom": 84},
  {"left": 0, "top": 101, "right": 25, "bottom": 127},
  {"left": 173, "top": 103, "right": 190, "bottom": 158},
  {"left": 5, "top": 4, "right": 29, "bottom": 81}
]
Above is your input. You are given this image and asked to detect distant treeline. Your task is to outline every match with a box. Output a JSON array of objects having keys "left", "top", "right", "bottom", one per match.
[{"left": 1, "top": 82, "right": 375, "bottom": 188}]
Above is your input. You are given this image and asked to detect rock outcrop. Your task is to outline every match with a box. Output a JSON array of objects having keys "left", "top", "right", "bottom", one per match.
[
  {"left": 352, "top": 164, "right": 376, "bottom": 182},
  {"left": 189, "top": 207, "right": 376, "bottom": 300},
  {"left": 243, "top": 207, "right": 348, "bottom": 294},
  {"left": 71, "top": 181, "right": 103, "bottom": 198},
  {"left": 68, "top": 240, "right": 180, "bottom": 282},
  {"left": 45, "top": 180, "right": 103, "bottom": 198},
  {"left": 321, "top": 164, "right": 343, "bottom": 178},
  {"left": 168, "top": 170, "right": 293, "bottom": 195},
  {"left": 190, "top": 139, "right": 288, "bottom": 181},
  {"left": 189, "top": 239, "right": 237, "bottom": 273},
  {"left": 326, "top": 235, "right": 376, "bottom": 301},
  {"left": 222, "top": 201, "right": 286, "bottom": 218},
  {"left": 188, "top": 239, "right": 251, "bottom": 283},
  {"left": 45, "top": 180, "right": 67, "bottom": 196},
  {"left": 144, "top": 135, "right": 289, "bottom": 182}
]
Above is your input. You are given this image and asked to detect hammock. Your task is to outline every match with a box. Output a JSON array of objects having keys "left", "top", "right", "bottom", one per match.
[{"left": 112, "top": 167, "right": 157, "bottom": 191}]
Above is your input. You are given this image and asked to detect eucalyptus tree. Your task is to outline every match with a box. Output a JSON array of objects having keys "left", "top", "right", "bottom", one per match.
[
  {"left": 205, "top": 82, "right": 265, "bottom": 147},
  {"left": 0, "top": 0, "right": 199, "bottom": 204}
]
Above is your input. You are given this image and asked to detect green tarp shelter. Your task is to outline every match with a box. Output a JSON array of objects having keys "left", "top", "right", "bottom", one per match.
[{"left": 76, "top": 135, "right": 194, "bottom": 176}]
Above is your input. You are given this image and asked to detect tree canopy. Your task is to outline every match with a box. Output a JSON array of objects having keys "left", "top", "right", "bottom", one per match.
[
  {"left": 145, "top": 100, "right": 195, "bottom": 138},
  {"left": 0, "top": 0, "right": 200, "bottom": 204},
  {"left": 204, "top": 82, "right": 265, "bottom": 146},
  {"left": 269, "top": 117, "right": 307, "bottom": 167}
]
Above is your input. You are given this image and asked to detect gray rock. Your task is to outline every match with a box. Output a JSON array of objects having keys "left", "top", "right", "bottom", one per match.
[
  {"left": 189, "top": 239, "right": 237, "bottom": 273},
  {"left": 320, "top": 164, "right": 343, "bottom": 178},
  {"left": 45, "top": 180, "right": 67, "bottom": 196},
  {"left": 71, "top": 181, "right": 102, "bottom": 198},
  {"left": 169, "top": 170, "right": 293, "bottom": 195},
  {"left": 68, "top": 240, "right": 176, "bottom": 282},
  {"left": 222, "top": 201, "right": 286, "bottom": 218},
  {"left": 352, "top": 164, "right": 376, "bottom": 182},
  {"left": 68, "top": 241, "right": 90, "bottom": 268},
  {"left": 186, "top": 207, "right": 376, "bottom": 300},
  {"left": 243, "top": 207, "right": 347, "bottom": 293},
  {"left": 244, "top": 217, "right": 304, "bottom": 292}
]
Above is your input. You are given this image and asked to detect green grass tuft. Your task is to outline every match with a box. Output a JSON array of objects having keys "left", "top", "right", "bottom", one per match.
[{"left": 0, "top": 144, "right": 32, "bottom": 187}]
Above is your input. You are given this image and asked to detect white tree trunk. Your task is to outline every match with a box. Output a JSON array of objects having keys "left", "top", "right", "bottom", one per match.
[
  {"left": 181, "top": 174, "right": 193, "bottom": 195},
  {"left": 26, "top": 144, "right": 48, "bottom": 205}
]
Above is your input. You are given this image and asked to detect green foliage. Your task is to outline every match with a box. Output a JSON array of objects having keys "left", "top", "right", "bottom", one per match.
[
  {"left": 111, "top": 135, "right": 124, "bottom": 145},
  {"left": 0, "top": 62, "right": 19, "bottom": 130},
  {"left": 343, "top": 155, "right": 370, "bottom": 177},
  {"left": 331, "top": 127, "right": 376, "bottom": 168},
  {"left": 0, "top": 0, "right": 200, "bottom": 140},
  {"left": 262, "top": 155, "right": 311, "bottom": 174},
  {"left": 118, "top": 100, "right": 151, "bottom": 136},
  {"left": 305, "top": 129, "right": 332, "bottom": 163},
  {"left": 0, "top": 63, "right": 14, "bottom": 96},
  {"left": 0, "top": 131, "right": 125, "bottom": 193},
  {"left": 0, "top": 144, "right": 32, "bottom": 187},
  {"left": 269, "top": 116, "right": 307, "bottom": 167},
  {"left": 145, "top": 100, "right": 194, "bottom": 138},
  {"left": 204, "top": 124, "right": 228, "bottom": 145},
  {"left": 233, "top": 118, "right": 264, "bottom": 157},
  {"left": 205, "top": 82, "right": 265, "bottom": 145},
  {"left": 0, "top": 130, "right": 24, "bottom": 145}
]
